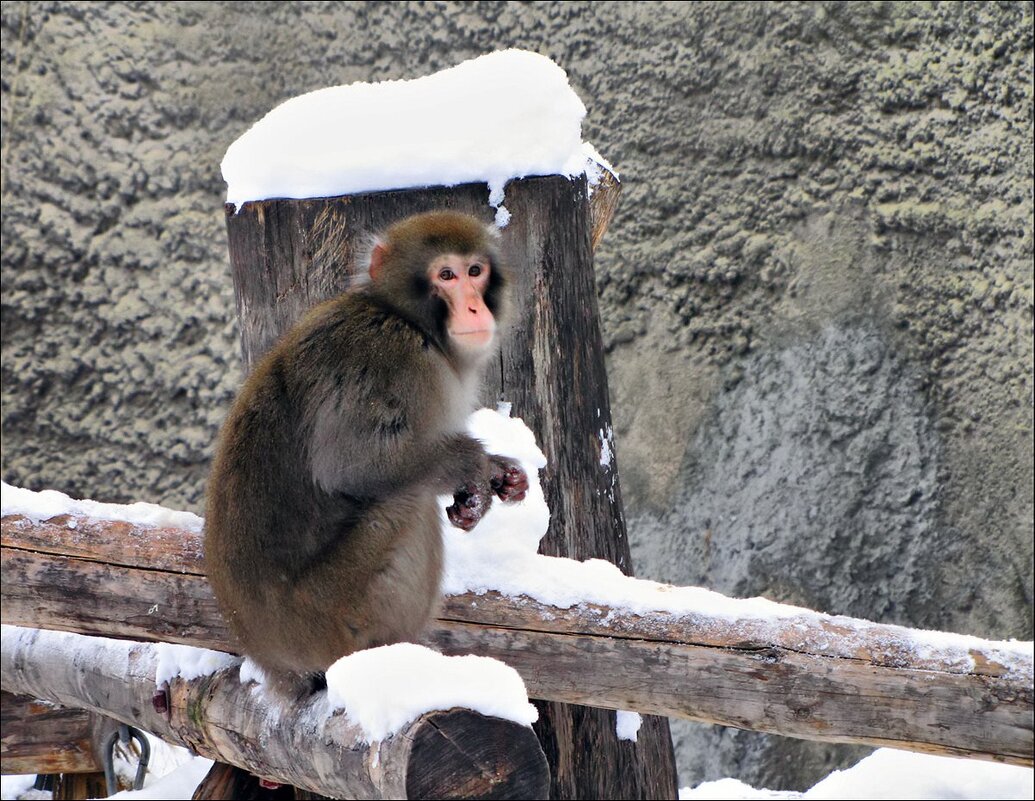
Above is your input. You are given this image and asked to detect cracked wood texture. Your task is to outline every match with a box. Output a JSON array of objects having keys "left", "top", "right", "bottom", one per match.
[
  {"left": 0, "top": 691, "right": 116, "bottom": 775},
  {"left": 1, "top": 627, "right": 549, "bottom": 801},
  {"left": 223, "top": 174, "right": 677, "bottom": 800},
  {"left": 3, "top": 514, "right": 1032, "bottom": 766}
]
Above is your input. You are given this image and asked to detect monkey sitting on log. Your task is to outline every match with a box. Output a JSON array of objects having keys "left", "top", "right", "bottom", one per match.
[{"left": 204, "top": 211, "right": 529, "bottom": 699}]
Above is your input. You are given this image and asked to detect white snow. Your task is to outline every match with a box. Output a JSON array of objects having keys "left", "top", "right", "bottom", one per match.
[
  {"left": 599, "top": 424, "right": 614, "bottom": 468},
  {"left": 444, "top": 410, "right": 824, "bottom": 622},
  {"left": 680, "top": 748, "right": 1035, "bottom": 800},
  {"left": 105, "top": 755, "right": 214, "bottom": 801},
  {"left": 682, "top": 777, "right": 801, "bottom": 800},
  {"left": 324, "top": 642, "right": 538, "bottom": 743},
  {"left": 583, "top": 141, "right": 619, "bottom": 183},
  {"left": 439, "top": 406, "right": 550, "bottom": 566},
  {"left": 0, "top": 778, "right": 37, "bottom": 801},
  {"left": 154, "top": 642, "right": 240, "bottom": 687},
  {"left": 1, "top": 481, "right": 203, "bottom": 533},
  {"left": 615, "top": 710, "right": 642, "bottom": 742},
  {"left": 221, "top": 49, "right": 601, "bottom": 223},
  {"left": 238, "top": 657, "right": 268, "bottom": 687},
  {"left": 803, "top": 748, "right": 1034, "bottom": 800}
]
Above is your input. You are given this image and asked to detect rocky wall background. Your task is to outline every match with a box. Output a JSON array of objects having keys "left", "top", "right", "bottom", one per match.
[{"left": 2, "top": 1, "right": 1031, "bottom": 791}]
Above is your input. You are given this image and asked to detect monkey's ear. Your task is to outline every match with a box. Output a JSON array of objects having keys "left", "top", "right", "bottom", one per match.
[{"left": 369, "top": 241, "right": 390, "bottom": 283}]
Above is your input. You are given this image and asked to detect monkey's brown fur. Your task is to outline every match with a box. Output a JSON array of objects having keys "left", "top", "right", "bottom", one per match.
[{"left": 204, "top": 211, "right": 521, "bottom": 698}]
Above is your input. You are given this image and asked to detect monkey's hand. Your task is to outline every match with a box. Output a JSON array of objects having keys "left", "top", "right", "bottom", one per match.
[
  {"left": 447, "top": 483, "right": 492, "bottom": 531},
  {"left": 489, "top": 455, "right": 528, "bottom": 503},
  {"left": 446, "top": 458, "right": 528, "bottom": 530}
]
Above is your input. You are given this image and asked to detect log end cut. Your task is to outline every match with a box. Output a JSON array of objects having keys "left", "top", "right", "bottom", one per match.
[{"left": 406, "top": 710, "right": 550, "bottom": 800}]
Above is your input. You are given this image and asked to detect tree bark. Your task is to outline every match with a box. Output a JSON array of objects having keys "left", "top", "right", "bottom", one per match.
[
  {"left": 224, "top": 174, "right": 677, "bottom": 799},
  {"left": 4, "top": 514, "right": 1031, "bottom": 767},
  {"left": 587, "top": 165, "right": 621, "bottom": 253},
  {"left": 1, "top": 626, "right": 549, "bottom": 800}
]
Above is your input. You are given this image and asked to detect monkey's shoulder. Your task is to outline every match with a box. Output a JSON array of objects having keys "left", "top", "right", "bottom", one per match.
[{"left": 296, "top": 294, "right": 441, "bottom": 371}]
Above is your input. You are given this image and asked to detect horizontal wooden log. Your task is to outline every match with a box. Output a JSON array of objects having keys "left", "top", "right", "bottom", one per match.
[
  {"left": 0, "top": 626, "right": 548, "bottom": 800},
  {"left": 1, "top": 690, "right": 117, "bottom": 775},
  {"left": 2, "top": 513, "right": 1032, "bottom": 766}
]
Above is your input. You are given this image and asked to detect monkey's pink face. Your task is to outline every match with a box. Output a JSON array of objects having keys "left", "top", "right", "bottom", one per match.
[{"left": 429, "top": 253, "right": 496, "bottom": 351}]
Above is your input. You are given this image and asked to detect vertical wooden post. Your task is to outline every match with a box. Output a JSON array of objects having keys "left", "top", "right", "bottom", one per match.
[{"left": 223, "top": 175, "right": 677, "bottom": 800}]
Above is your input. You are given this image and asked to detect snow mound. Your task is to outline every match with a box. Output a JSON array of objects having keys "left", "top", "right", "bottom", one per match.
[{"left": 221, "top": 49, "right": 595, "bottom": 224}]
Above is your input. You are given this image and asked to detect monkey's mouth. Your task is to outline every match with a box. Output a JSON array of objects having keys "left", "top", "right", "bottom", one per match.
[{"left": 449, "top": 327, "right": 495, "bottom": 348}]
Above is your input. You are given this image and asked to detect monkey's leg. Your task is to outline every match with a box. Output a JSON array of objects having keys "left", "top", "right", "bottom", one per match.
[
  {"left": 278, "top": 491, "right": 445, "bottom": 670},
  {"left": 346, "top": 493, "right": 445, "bottom": 648}
]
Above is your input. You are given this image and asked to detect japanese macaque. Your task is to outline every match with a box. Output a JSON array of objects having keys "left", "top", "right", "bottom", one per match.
[{"left": 204, "top": 211, "right": 528, "bottom": 699}]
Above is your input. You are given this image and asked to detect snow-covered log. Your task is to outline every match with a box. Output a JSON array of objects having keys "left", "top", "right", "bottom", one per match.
[
  {"left": 0, "top": 627, "right": 549, "bottom": 800},
  {"left": 2, "top": 512, "right": 1031, "bottom": 767}
]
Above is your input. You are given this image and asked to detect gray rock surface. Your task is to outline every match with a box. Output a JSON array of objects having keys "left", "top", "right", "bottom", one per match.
[{"left": 2, "top": 1, "right": 1031, "bottom": 792}]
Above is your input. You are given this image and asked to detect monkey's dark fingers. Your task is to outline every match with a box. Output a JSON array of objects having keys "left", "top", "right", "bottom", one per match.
[
  {"left": 491, "top": 464, "right": 529, "bottom": 503},
  {"left": 446, "top": 504, "right": 477, "bottom": 531},
  {"left": 447, "top": 484, "right": 489, "bottom": 531}
]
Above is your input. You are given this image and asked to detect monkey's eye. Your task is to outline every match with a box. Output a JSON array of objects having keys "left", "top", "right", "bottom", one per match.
[
  {"left": 468, "top": 264, "right": 483, "bottom": 277},
  {"left": 438, "top": 268, "right": 456, "bottom": 281}
]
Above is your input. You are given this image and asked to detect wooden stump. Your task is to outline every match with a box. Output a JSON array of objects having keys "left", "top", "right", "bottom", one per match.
[{"left": 224, "top": 175, "right": 677, "bottom": 800}]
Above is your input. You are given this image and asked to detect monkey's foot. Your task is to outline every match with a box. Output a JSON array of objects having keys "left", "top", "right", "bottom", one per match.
[
  {"left": 489, "top": 456, "right": 529, "bottom": 503},
  {"left": 447, "top": 483, "right": 491, "bottom": 531}
]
